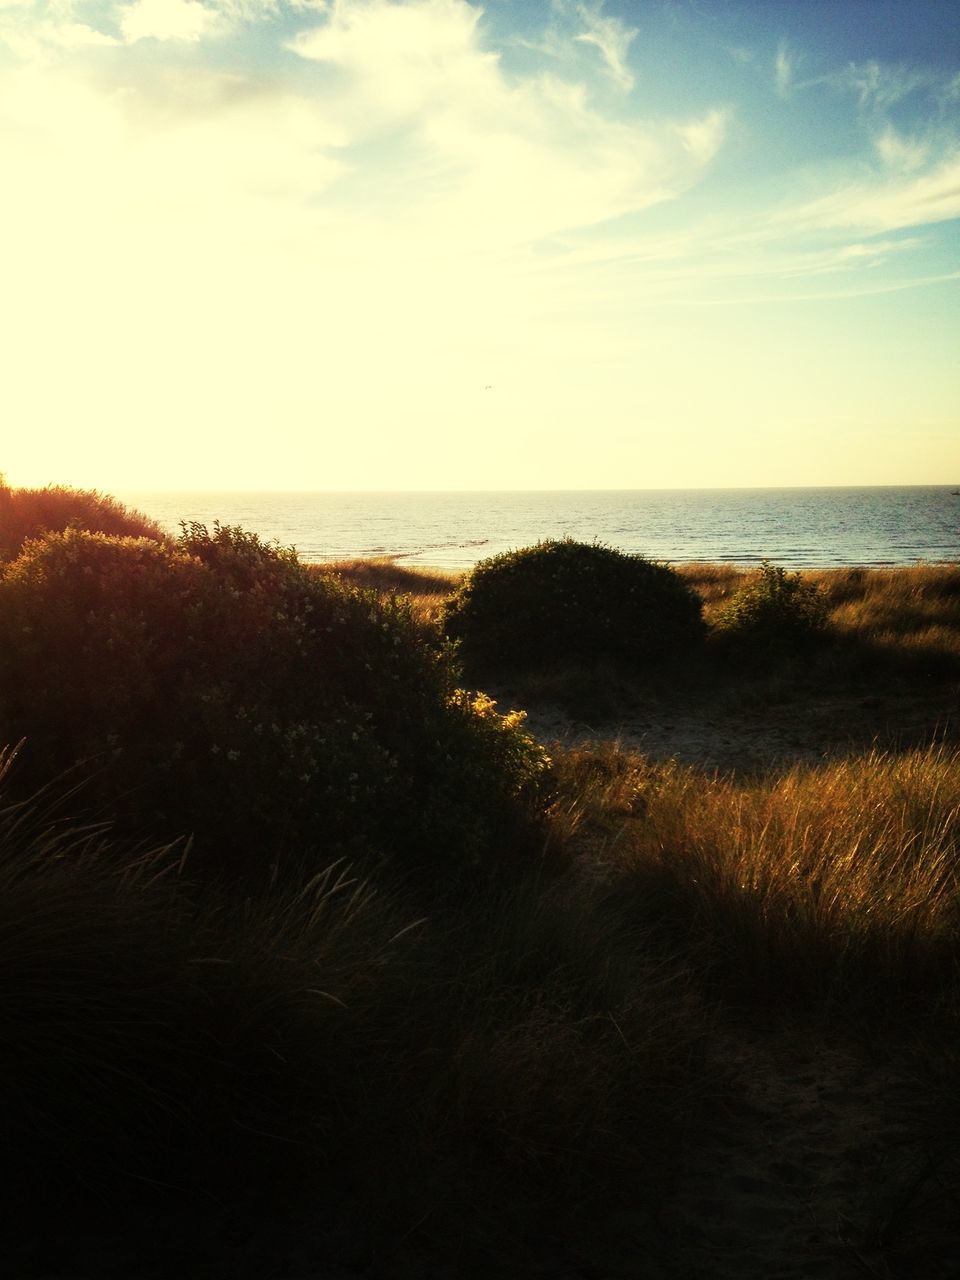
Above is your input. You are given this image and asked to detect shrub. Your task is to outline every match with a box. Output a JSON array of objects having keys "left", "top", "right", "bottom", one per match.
[
  {"left": 441, "top": 539, "right": 705, "bottom": 676},
  {"left": 714, "top": 560, "right": 829, "bottom": 655},
  {"left": 0, "top": 481, "right": 166, "bottom": 561},
  {"left": 0, "top": 523, "right": 548, "bottom": 881}
]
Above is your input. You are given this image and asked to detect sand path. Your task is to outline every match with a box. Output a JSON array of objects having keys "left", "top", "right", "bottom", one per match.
[
  {"left": 580, "top": 1029, "right": 959, "bottom": 1280},
  {"left": 504, "top": 685, "right": 957, "bottom": 776}
]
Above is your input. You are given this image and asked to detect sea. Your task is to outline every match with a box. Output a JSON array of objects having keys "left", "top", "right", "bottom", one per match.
[{"left": 119, "top": 487, "right": 960, "bottom": 571}]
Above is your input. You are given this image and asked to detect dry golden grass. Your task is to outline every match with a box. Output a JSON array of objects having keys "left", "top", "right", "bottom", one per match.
[
  {"left": 676, "top": 562, "right": 747, "bottom": 611},
  {"left": 674, "top": 561, "right": 960, "bottom": 677},
  {"left": 677, "top": 560, "right": 960, "bottom": 629},
  {"left": 549, "top": 740, "right": 960, "bottom": 1015},
  {"left": 815, "top": 565, "right": 960, "bottom": 669},
  {"left": 311, "top": 557, "right": 459, "bottom": 623}
]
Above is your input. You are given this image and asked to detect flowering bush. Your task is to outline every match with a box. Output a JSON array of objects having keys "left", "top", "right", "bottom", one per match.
[
  {"left": 0, "top": 524, "right": 547, "bottom": 879},
  {"left": 442, "top": 538, "right": 705, "bottom": 675}
]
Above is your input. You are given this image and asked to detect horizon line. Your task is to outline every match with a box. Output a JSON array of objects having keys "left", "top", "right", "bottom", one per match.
[{"left": 114, "top": 483, "right": 960, "bottom": 495}]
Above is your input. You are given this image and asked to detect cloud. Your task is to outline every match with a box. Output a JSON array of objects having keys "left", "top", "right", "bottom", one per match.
[
  {"left": 509, "top": 0, "right": 638, "bottom": 91},
  {"left": 774, "top": 50, "right": 949, "bottom": 121},
  {"left": 526, "top": 215, "right": 931, "bottom": 301},
  {"left": 0, "top": 0, "right": 952, "bottom": 402},
  {"left": 0, "top": 0, "right": 730, "bottom": 442},
  {"left": 874, "top": 126, "right": 930, "bottom": 171},
  {"left": 774, "top": 40, "right": 792, "bottom": 97},
  {"left": 0, "top": 0, "right": 119, "bottom": 54},
  {"left": 676, "top": 107, "right": 728, "bottom": 164},
  {"left": 118, "top": 0, "right": 222, "bottom": 42},
  {"left": 0, "top": 0, "right": 955, "bottom": 490},
  {"left": 787, "top": 154, "right": 960, "bottom": 234},
  {"left": 289, "top": 0, "right": 721, "bottom": 248},
  {"left": 573, "top": 1, "right": 636, "bottom": 90},
  {"left": 290, "top": 0, "right": 490, "bottom": 119},
  {"left": 830, "top": 59, "right": 930, "bottom": 112}
]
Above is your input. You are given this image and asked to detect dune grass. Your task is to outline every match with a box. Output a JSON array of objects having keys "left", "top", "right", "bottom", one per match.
[
  {"left": 682, "top": 561, "right": 960, "bottom": 677},
  {"left": 0, "top": 755, "right": 711, "bottom": 1271},
  {"left": 816, "top": 564, "right": 960, "bottom": 674},
  {"left": 314, "top": 556, "right": 457, "bottom": 623},
  {"left": 548, "top": 739, "right": 960, "bottom": 1026}
]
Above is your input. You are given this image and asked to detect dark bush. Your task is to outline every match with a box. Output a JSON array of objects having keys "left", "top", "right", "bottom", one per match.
[
  {"left": 0, "top": 481, "right": 166, "bottom": 561},
  {"left": 0, "top": 523, "right": 547, "bottom": 880},
  {"left": 714, "top": 561, "right": 829, "bottom": 655},
  {"left": 441, "top": 538, "right": 705, "bottom": 676}
]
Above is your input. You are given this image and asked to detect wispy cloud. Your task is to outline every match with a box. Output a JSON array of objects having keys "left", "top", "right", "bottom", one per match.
[
  {"left": 572, "top": 1, "right": 636, "bottom": 90},
  {"left": 773, "top": 46, "right": 948, "bottom": 120},
  {"left": 830, "top": 59, "right": 932, "bottom": 112},
  {"left": 289, "top": 0, "right": 719, "bottom": 248},
  {"left": 874, "top": 125, "right": 931, "bottom": 172},
  {"left": 786, "top": 154, "right": 960, "bottom": 234},
  {"left": 774, "top": 39, "right": 793, "bottom": 97}
]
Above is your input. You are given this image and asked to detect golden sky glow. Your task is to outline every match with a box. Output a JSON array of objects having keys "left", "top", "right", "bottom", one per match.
[{"left": 2, "top": 0, "right": 958, "bottom": 490}]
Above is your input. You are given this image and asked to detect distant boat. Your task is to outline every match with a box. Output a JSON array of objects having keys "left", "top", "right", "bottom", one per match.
[{"left": 952, "top": 489, "right": 960, "bottom": 496}]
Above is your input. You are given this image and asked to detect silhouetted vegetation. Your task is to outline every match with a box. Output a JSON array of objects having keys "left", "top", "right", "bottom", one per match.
[
  {"left": 0, "top": 521, "right": 546, "bottom": 884},
  {"left": 442, "top": 538, "right": 705, "bottom": 678},
  {"left": 0, "top": 755, "right": 711, "bottom": 1273},
  {"left": 1, "top": 483, "right": 958, "bottom": 1275},
  {"left": 0, "top": 479, "right": 166, "bottom": 561}
]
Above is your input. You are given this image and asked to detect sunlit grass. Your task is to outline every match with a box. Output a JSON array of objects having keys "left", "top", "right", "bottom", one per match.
[
  {"left": 675, "top": 561, "right": 746, "bottom": 611},
  {"left": 817, "top": 566, "right": 960, "bottom": 671},
  {"left": 312, "top": 556, "right": 458, "bottom": 623},
  {"left": 678, "top": 559, "right": 960, "bottom": 628},
  {"left": 549, "top": 740, "right": 960, "bottom": 1019}
]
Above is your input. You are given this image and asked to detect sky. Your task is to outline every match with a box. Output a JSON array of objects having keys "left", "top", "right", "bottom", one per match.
[{"left": 1, "top": 0, "right": 958, "bottom": 491}]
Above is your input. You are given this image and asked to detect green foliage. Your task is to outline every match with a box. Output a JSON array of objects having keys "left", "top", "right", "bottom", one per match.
[
  {"left": 442, "top": 538, "right": 705, "bottom": 675},
  {"left": 0, "top": 483, "right": 166, "bottom": 561},
  {"left": 714, "top": 561, "right": 829, "bottom": 654},
  {"left": 0, "top": 523, "right": 547, "bottom": 879}
]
